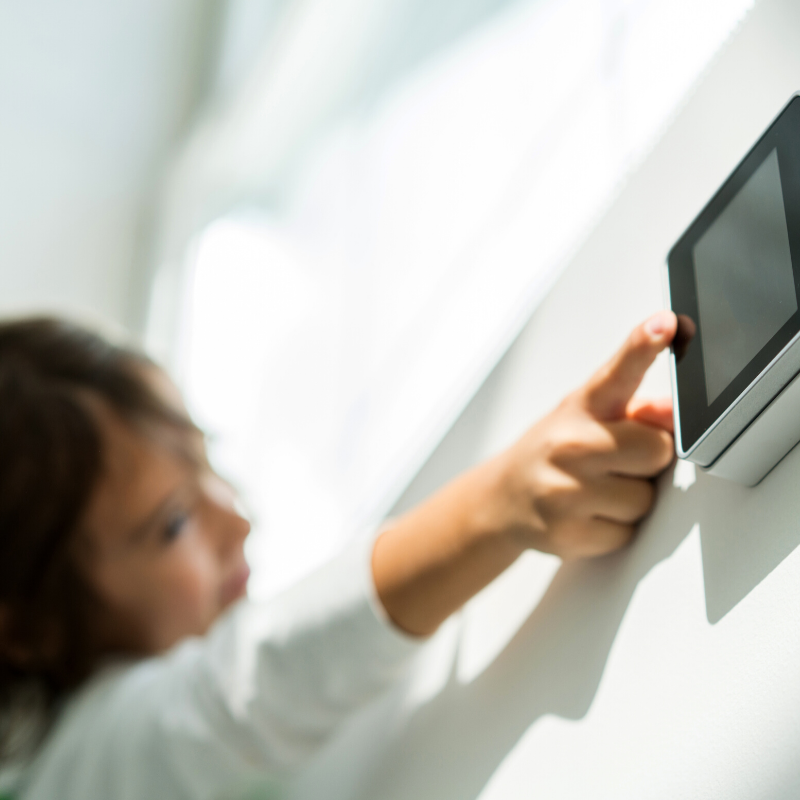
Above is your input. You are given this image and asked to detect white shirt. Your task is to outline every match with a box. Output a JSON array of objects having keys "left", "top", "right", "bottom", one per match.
[{"left": 15, "top": 539, "right": 421, "bottom": 800}]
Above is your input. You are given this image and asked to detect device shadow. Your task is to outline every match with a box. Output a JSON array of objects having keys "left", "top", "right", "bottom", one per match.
[
  {"left": 674, "top": 442, "right": 800, "bottom": 623},
  {"left": 338, "top": 450, "right": 800, "bottom": 800}
]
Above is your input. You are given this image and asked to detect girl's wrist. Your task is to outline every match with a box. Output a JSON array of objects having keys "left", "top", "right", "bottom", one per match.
[{"left": 460, "top": 454, "right": 530, "bottom": 559}]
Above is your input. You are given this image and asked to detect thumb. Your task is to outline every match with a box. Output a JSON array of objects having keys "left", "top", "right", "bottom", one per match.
[
  {"left": 580, "top": 311, "right": 677, "bottom": 421},
  {"left": 627, "top": 396, "right": 674, "bottom": 433}
]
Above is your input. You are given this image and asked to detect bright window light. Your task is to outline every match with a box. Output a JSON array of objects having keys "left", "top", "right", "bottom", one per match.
[{"left": 178, "top": 0, "right": 752, "bottom": 598}]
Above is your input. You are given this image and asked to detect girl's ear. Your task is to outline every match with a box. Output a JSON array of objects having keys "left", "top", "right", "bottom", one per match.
[
  {"left": 0, "top": 605, "right": 26, "bottom": 665},
  {"left": 0, "top": 605, "right": 48, "bottom": 668}
]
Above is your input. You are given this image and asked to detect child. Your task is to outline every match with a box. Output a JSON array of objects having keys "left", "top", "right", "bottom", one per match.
[{"left": 0, "top": 311, "right": 677, "bottom": 799}]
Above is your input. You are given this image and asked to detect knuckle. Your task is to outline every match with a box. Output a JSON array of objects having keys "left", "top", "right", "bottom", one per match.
[
  {"left": 608, "top": 522, "right": 636, "bottom": 552},
  {"left": 629, "top": 479, "right": 655, "bottom": 518},
  {"left": 548, "top": 421, "right": 612, "bottom": 467},
  {"left": 591, "top": 521, "right": 634, "bottom": 557},
  {"left": 614, "top": 479, "right": 650, "bottom": 520},
  {"left": 639, "top": 428, "right": 674, "bottom": 471},
  {"left": 603, "top": 477, "right": 653, "bottom": 523},
  {"left": 556, "top": 519, "right": 634, "bottom": 558},
  {"left": 550, "top": 520, "right": 590, "bottom": 557},
  {"left": 536, "top": 471, "right": 582, "bottom": 521},
  {"left": 657, "top": 431, "right": 675, "bottom": 466}
]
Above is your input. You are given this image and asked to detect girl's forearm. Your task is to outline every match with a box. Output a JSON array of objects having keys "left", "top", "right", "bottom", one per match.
[
  {"left": 370, "top": 313, "right": 677, "bottom": 638},
  {"left": 371, "top": 457, "right": 525, "bottom": 637}
]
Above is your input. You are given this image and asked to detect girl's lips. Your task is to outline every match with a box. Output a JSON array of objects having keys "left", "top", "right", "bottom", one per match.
[{"left": 220, "top": 562, "right": 250, "bottom": 607}]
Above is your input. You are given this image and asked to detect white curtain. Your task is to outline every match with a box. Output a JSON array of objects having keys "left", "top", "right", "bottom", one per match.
[{"left": 146, "top": 0, "right": 753, "bottom": 598}]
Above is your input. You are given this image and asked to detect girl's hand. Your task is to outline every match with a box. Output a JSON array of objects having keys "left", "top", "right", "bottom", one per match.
[
  {"left": 485, "top": 310, "right": 677, "bottom": 559},
  {"left": 373, "top": 311, "right": 678, "bottom": 635}
]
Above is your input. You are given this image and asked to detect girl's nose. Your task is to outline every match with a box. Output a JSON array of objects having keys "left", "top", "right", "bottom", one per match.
[{"left": 202, "top": 474, "right": 251, "bottom": 551}]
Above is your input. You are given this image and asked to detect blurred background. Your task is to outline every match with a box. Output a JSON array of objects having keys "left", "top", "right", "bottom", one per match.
[{"left": 0, "top": 0, "right": 752, "bottom": 597}]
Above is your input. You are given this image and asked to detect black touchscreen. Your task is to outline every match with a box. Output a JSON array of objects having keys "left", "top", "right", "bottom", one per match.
[
  {"left": 693, "top": 148, "right": 797, "bottom": 404},
  {"left": 667, "top": 95, "right": 800, "bottom": 452}
]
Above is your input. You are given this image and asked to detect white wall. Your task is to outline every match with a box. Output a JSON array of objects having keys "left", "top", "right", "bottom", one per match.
[
  {"left": 0, "top": 0, "right": 217, "bottom": 333},
  {"left": 172, "top": 0, "right": 749, "bottom": 604},
  {"left": 288, "top": 1, "right": 800, "bottom": 797}
]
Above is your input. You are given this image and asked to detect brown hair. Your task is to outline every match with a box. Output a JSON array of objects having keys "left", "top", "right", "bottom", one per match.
[{"left": 0, "top": 316, "right": 196, "bottom": 759}]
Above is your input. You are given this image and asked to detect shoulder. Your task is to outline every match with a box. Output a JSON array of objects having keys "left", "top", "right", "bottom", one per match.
[
  {"left": 18, "top": 646, "right": 210, "bottom": 800},
  {"left": 18, "top": 539, "right": 424, "bottom": 799}
]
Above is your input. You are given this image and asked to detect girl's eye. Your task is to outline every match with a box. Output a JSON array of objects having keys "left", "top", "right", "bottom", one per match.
[{"left": 162, "top": 511, "right": 189, "bottom": 544}]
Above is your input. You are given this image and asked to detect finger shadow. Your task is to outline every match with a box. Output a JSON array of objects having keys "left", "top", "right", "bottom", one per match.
[
  {"left": 291, "top": 446, "right": 800, "bottom": 800},
  {"left": 336, "top": 468, "right": 696, "bottom": 800},
  {"left": 689, "top": 442, "right": 800, "bottom": 624},
  {"left": 336, "top": 445, "right": 800, "bottom": 800}
]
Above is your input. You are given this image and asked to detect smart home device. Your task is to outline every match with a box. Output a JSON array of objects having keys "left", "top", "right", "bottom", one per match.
[{"left": 666, "top": 93, "right": 800, "bottom": 486}]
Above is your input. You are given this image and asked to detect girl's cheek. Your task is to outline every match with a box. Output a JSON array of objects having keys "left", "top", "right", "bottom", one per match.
[{"left": 160, "top": 536, "right": 223, "bottom": 630}]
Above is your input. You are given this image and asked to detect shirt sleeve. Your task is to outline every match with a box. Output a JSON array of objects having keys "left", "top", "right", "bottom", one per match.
[
  {"left": 185, "top": 534, "right": 424, "bottom": 773},
  {"left": 20, "top": 535, "right": 424, "bottom": 800}
]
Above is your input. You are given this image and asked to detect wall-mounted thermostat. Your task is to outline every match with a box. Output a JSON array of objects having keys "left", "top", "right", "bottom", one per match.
[{"left": 667, "top": 93, "right": 800, "bottom": 486}]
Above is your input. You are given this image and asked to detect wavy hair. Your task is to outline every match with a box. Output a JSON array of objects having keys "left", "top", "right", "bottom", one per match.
[{"left": 0, "top": 317, "right": 197, "bottom": 761}]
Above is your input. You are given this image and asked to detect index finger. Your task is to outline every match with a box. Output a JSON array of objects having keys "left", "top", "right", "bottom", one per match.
[{"left": 580, "top": 311, "right": 677, "bottom": 421}]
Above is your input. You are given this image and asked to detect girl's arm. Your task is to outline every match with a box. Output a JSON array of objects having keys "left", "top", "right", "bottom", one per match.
[{"left": 372, "top": 311, "right": 677, "bottom": 636}]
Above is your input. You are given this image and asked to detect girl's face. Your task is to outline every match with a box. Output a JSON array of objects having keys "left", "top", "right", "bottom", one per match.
[{"left": 77, "top": 404, "right": 251, "bottom": 656}]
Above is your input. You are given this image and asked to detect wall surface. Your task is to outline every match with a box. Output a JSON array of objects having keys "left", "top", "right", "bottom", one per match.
[
  {"left": 288, "top": 0, "right": 800, "bottom": 797},
  {"left": 0, "top": 0, "right": 216, "bottom": 333}
]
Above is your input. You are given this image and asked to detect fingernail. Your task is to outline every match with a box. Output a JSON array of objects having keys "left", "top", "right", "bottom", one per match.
[{"left": 645, "top": 311, "right": 673, "bottom": 342}]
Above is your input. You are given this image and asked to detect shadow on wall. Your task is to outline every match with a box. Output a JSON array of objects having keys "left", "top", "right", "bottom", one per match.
[
  {"left": 681, "top": 450, "right": 800, "bottom": 625},
  {"left": 339, "top": 445, "right": 800, "bottom": 800},
  {"left": 290, "top": 310, "right": 800, "bottom": 800}
]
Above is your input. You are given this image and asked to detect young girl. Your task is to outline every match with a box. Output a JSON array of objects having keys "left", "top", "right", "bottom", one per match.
[{"left": 0, "top": 311, "right": 677, "bottom": 799}]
